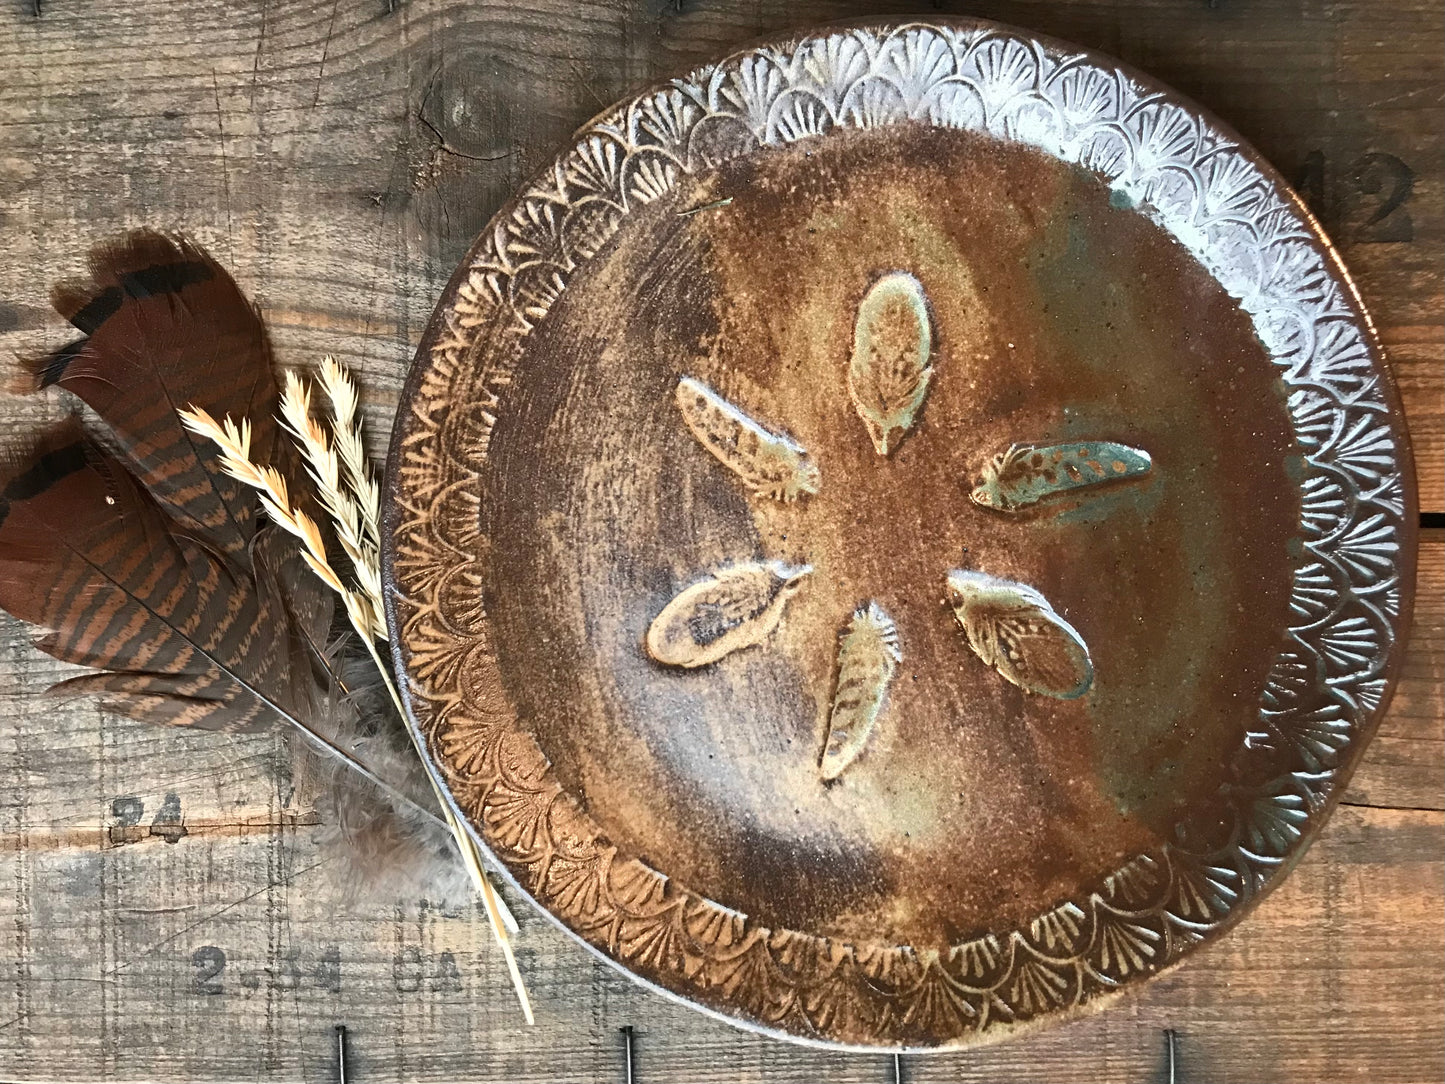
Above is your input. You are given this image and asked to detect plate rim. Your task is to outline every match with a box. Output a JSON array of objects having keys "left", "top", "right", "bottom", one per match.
[{"left": 382, "top": 15, "right": 1419, "bottom": 1049}]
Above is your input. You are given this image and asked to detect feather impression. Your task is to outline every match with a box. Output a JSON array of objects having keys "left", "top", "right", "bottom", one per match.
[
  {"left": 971, "top": 441, "right": 1152, "bottom": 512},
  {"left": 818, "top": 602, "right": 901, "bottom": 781},
  {"left": 848, "top": 272, "right": 933, "bottom": 455},
  {"left": 0, "top": 231, "right": 462, "bottom": 901},
  {"left": 646, "top": 561, "right": 810, "bottom": 668},
  {"left": 674, "top": 376, "right": 820, "bottom": 501},
  {"left": 946, "top": 570, "right": 1094, "bottom": 700}
]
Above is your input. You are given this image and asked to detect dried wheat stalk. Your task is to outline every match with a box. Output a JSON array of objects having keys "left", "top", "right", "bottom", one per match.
[
  {"left": 319, "top": 357, "right": 382, "bottom": 553},
  {"left": 180, "top": 391, "right": 534, "bottom": 1024},
  {"left": 278, "top": 373, "right": 385, "bottom": 638}
]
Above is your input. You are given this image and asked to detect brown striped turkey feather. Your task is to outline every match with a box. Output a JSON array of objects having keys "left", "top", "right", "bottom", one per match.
[
  {"left": 24, "top": 230, "right": 288, "bottom": 558},
  {"left": 0, "top": 231, "right": 462, "bottom": 902},
  {"left": 0, "top": 419, "right": 327, "bottom": 733}
]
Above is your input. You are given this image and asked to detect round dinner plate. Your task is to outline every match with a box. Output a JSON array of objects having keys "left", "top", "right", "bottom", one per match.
[{"left": 383, "top": 18, "right": 1416, "bottom": 1049}]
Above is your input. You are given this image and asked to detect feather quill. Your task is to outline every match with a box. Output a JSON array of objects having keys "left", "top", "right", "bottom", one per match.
[{"left": 0, "top": 231, "right": 463, "bottom": 902}]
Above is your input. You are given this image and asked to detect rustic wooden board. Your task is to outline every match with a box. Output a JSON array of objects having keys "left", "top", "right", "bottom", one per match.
[{"left": 0, "top": 1, "right": 1440, "bottom": 1082}]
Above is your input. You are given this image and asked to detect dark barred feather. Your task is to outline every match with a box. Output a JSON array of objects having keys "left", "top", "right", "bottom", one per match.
[
  {"left": 24, "top": 230, "right": 286, "bottom": 559},
  {"left": 0, "top": 230, "right": 461, "bottom": 901},
  {"left": 0, "top": 421, "right": 324, "bottom": 732}
]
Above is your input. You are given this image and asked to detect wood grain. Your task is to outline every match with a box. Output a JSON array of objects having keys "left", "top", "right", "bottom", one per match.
[{"left": 0, "top": 1, "right": 1439, "bottom": 1081}]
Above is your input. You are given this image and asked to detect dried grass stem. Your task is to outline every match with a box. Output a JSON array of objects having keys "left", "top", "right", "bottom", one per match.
[{"left": 180, "top": 379, "right": 533, "bottom": 1024}]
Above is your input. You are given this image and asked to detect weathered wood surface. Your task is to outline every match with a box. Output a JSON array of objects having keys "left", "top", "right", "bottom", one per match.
[{"left": 0, "top": 1, "right": 1439, "bottom": 1082}]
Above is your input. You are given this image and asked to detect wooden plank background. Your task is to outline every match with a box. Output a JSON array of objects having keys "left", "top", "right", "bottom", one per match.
[{"left": 0, "top": 1, "right": 1440, "bottom": 1081}]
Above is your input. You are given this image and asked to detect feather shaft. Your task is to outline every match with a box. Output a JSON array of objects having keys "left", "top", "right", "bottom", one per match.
[{"left": 356, "top": 631, "right": 527, "bottom": 998}]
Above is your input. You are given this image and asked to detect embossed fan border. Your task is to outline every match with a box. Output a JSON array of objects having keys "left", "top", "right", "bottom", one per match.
[{"left": 383, "top": 19, "right": 1417, "bottom": 1049}]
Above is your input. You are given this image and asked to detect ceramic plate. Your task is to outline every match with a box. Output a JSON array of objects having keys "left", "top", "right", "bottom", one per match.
[{"left": 383, "top": 18, "right": 1417, "bottom": 1049}]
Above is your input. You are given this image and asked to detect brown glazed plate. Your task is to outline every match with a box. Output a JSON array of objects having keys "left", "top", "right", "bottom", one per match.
[{"left": 383, "top": 18, "right": 1417, "bottom": 1050}]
